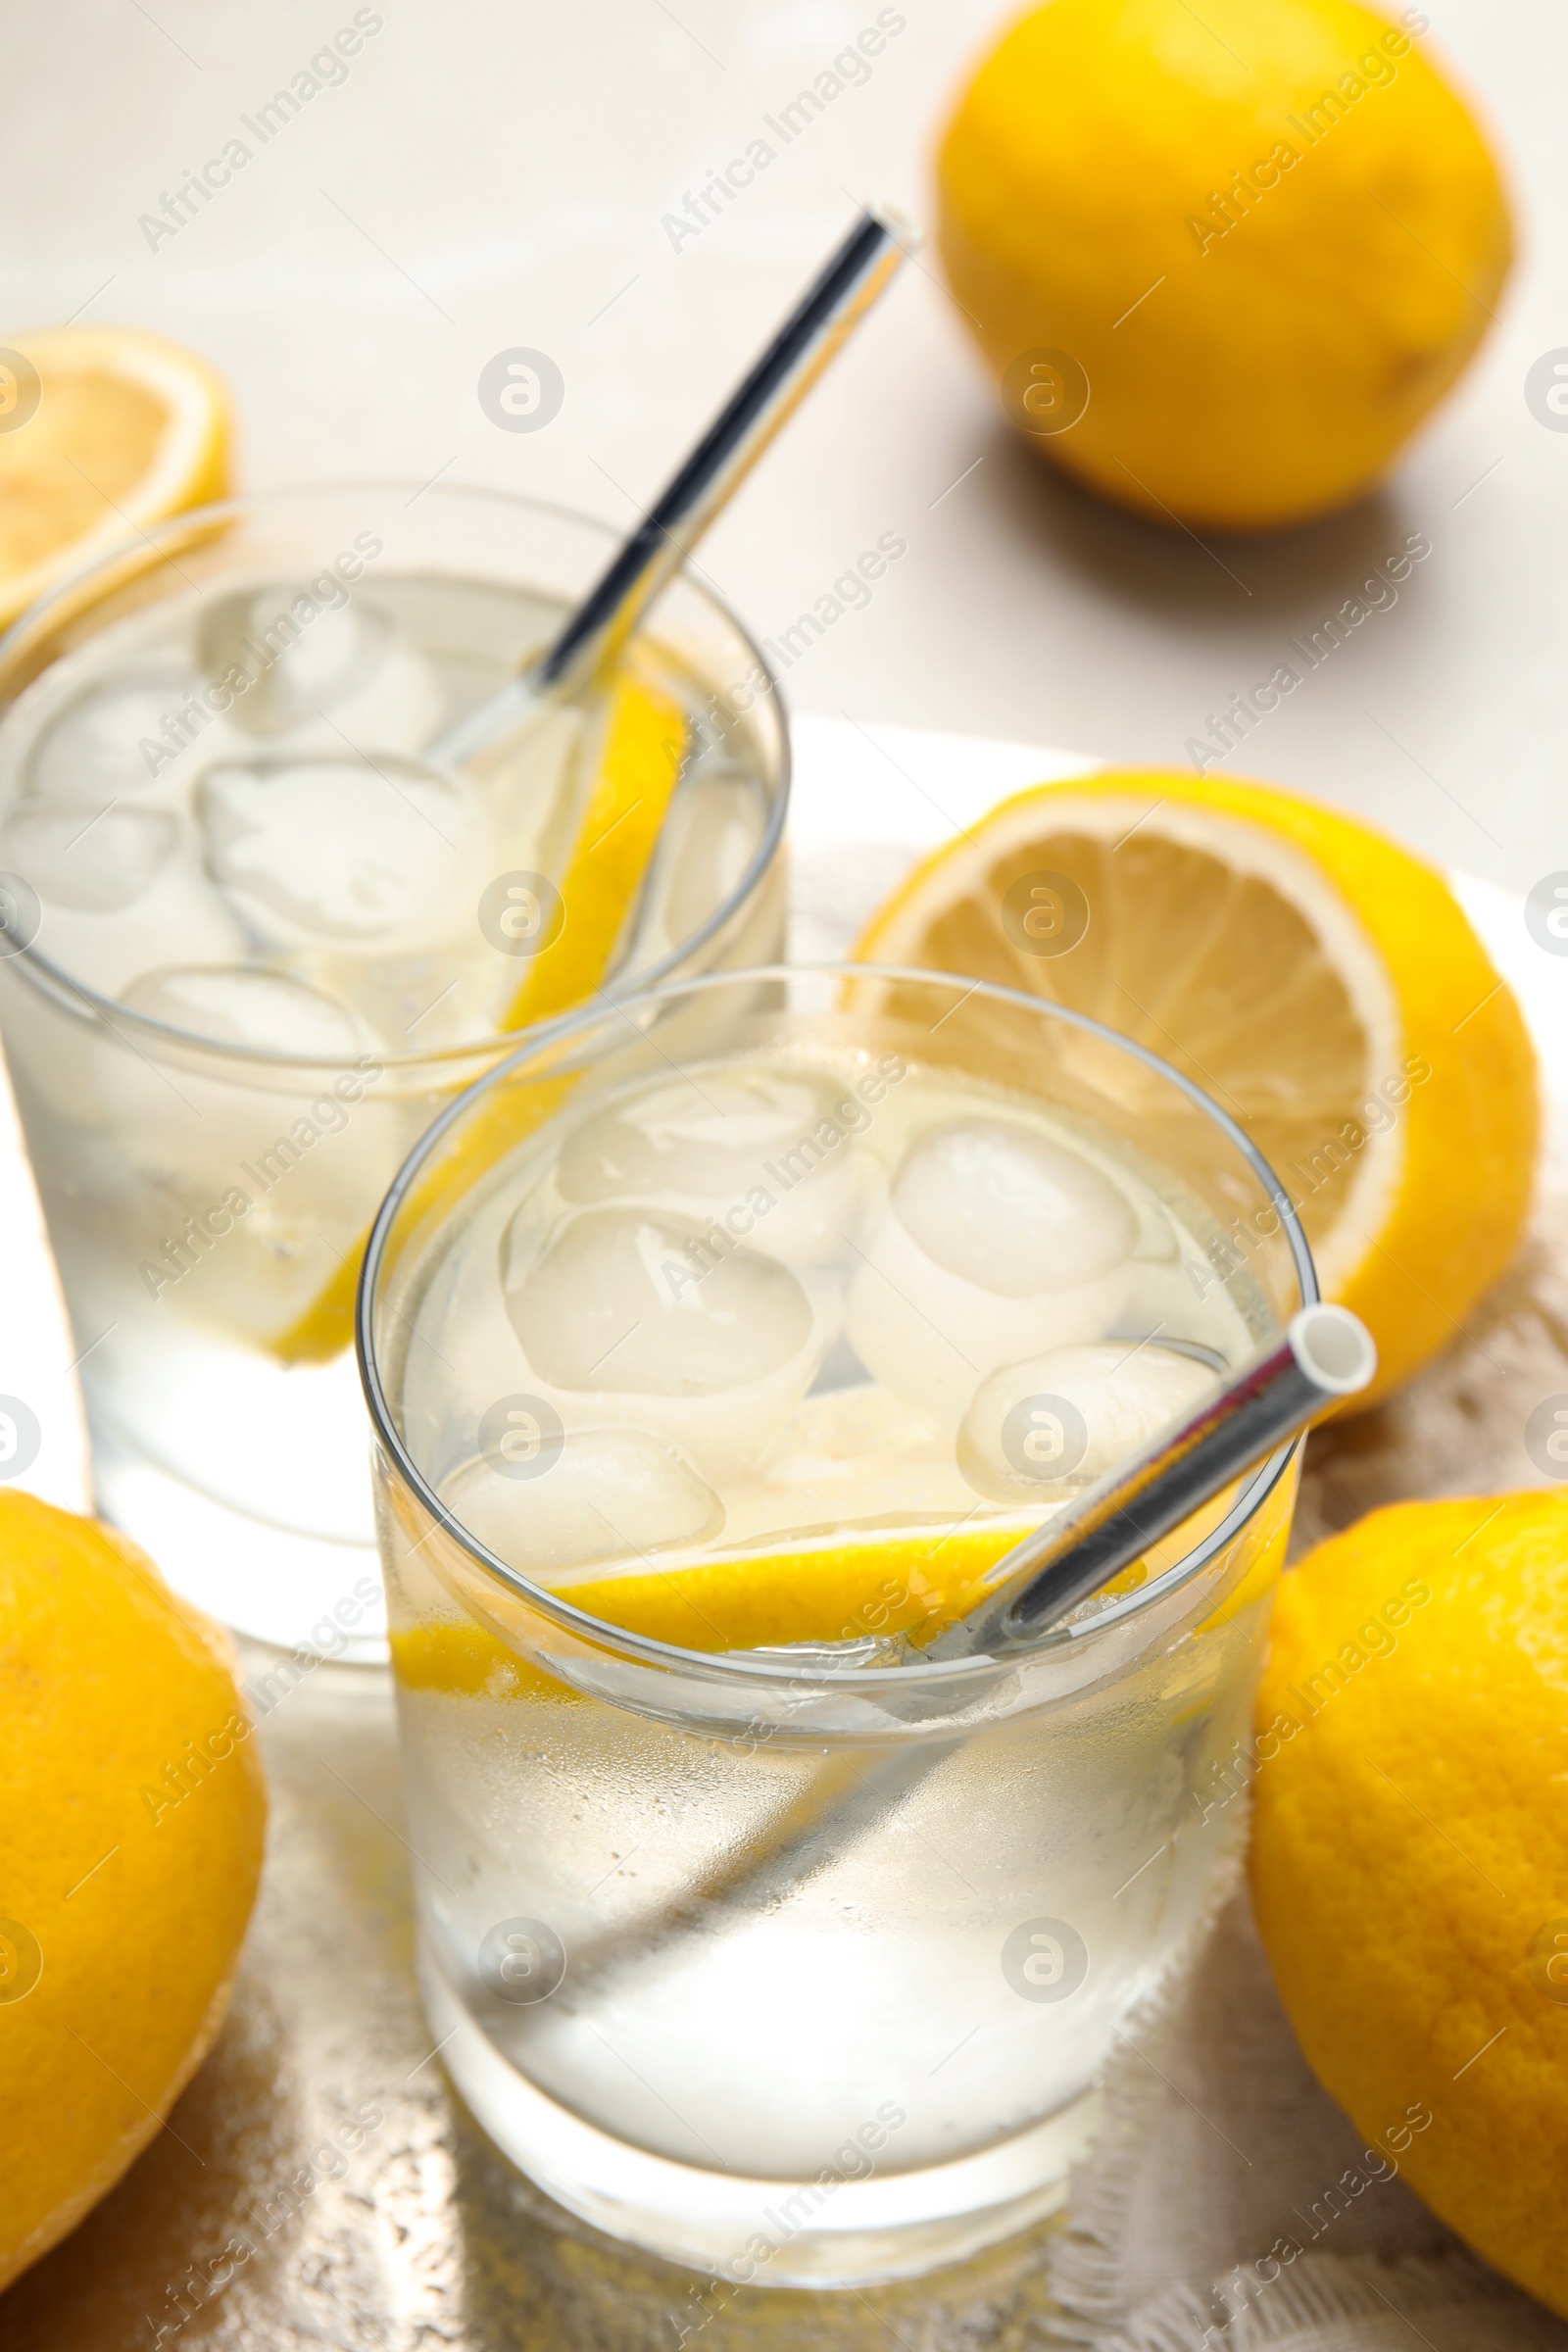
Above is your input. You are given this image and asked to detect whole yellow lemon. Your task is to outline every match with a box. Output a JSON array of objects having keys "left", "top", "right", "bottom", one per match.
[
  {"left": 1250, "top": 1494, "right": 1568, "bottom": 2316},
  {"left": 936, "top": 0, "right": 1513, "bottom": 531},
  {"left": 0, "top": 1493, "right": 267, "bottom": 2289}
]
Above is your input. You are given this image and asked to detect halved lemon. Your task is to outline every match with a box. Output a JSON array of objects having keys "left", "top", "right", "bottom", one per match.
[
  {"left": 0, "top": 325, "right": 229, "bottom": 627},
  {"left": 855, "top": 769, "right": 1538, "bottom": 1408}
]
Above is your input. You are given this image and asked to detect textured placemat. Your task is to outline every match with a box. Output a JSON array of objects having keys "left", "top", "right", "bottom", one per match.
[{"left": 1043, "top": 1893, "right": 1568, "bottom": 2352}]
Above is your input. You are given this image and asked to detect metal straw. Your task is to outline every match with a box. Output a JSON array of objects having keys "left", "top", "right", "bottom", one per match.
[
  {"left": 542, "top": 1305, "right": 1376, "bottom": 2005},
  {"left": 433, "top": 207, "right": 909, "bottom": 768},
  {"left": 923, "top": 1302, "right": 1378, "bottom": 1662}
]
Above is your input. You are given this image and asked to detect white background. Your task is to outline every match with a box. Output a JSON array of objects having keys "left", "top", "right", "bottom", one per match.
[{"left": 1, "top": 0, "right": 1564, "bottom": 890}]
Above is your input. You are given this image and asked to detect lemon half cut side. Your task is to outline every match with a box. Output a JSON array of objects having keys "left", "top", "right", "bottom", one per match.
[
  {"left": 854, "top": 768, "right": 1538, "bottom": 1407},
  {"left": 0, "top": 324, "right": 228, "bottom": 628}
]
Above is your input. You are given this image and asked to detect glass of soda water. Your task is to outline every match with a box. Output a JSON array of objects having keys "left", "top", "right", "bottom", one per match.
[
  {"left": 0, "top": 485, "right": 788, "bottom": 1655},
  {"left": 358, "top": 962, "right": 1313, "bottom": 2286}
]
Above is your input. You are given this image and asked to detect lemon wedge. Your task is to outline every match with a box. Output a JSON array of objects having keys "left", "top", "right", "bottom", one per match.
[
  {"left": 503, "top": 664, "right": 687, "bottom": 1029},
  {"left": 0, "top": 324, "right": 228, "bottom": 627},
  {"left": 854, "top": 768, "right": 1538, "bottom": 1406}
]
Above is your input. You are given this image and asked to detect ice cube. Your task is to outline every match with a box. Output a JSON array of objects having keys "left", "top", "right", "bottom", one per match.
[
  {"left": 555, "top": 1067, "right": 870, "bottom": 1264},
  {"left": 2, "top": 805, "right": 177, "bottom": 910},
  {"left": 196, "top": 583, "right": 442, "bottom": 752},
  {"left": 197, "top": 751, "right": 493, "bottom": 950},
  {"left": 895, "top": 1118, "right": 1137, "bottom": 1293},
  {"left": 630, "top": 768, "right": 761, "bottom": 966},
  {"left": 92, "top": 965, "right": 390, "bottom": 1336},
  {"left": 17, "top": 811, "right": 247, "bottom": 1011},
  {"left": 957, "top": 1343, "right": 1220, "bottom": 1504},
  {"left": 514, "top": 1207, "right": 811, "bottom": 1391},
  {"left": 120, "top": 963, "right": 373, "bottom": 1057},
  {"left": 440, "top": 1427, "right": 722, "bottom": 1580},
  {"left": 25, "top": 667, "right": 204, "bottom": 802},
  {"left": 502, "top": 1203, "right": 838, "bottom": 1486},
  {"left": 846, "top": 1117, "right": 1138, "bottom": 1432}
]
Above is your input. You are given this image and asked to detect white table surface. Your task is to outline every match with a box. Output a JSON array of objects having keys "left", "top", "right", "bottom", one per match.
[{"left": 0, "top": 0, "right": 1564, "bottom": 897}]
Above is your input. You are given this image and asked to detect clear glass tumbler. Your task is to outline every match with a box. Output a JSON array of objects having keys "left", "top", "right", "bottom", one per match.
[
  {"left": 359, "top": 964, "right": 1313, "bottom": 2285},
  {"left": 0, "top": 485, "right": 788, "bottom": 1654}
]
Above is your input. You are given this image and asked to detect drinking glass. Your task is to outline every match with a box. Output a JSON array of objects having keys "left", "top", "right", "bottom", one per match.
[
  {"left": 0, "top": 485, "right": 787, "bottom": 1654},
  {"left": 359, "top": 964, "right": 1312, "bottom": 2285}
]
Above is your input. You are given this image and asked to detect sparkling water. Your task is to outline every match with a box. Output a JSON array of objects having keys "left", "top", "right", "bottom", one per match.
[
  {"left": 376, "top": 1038, "right": 1298, "bottom": 2281},
  {"left": 0, "top": 570, "right": 781, "bottom": 1647}
]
